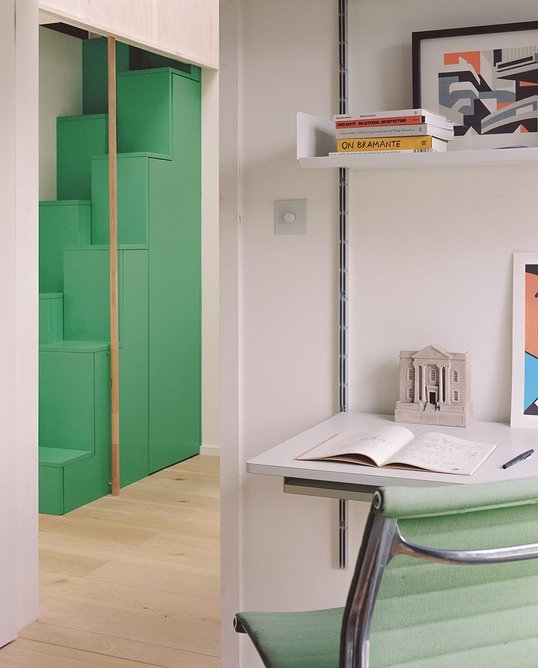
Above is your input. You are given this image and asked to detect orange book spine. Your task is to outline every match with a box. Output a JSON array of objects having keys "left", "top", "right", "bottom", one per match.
[
  {"left": 335, "top": 115, "right": 424, "bottom": 129},
  {"left": 336, "top": 135, "right": 437, "bottom": 152}
]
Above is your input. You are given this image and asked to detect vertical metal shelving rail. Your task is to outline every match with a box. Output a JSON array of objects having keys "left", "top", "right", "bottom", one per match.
[{"left": 338, "top": 0, "right": 349, "bottom": 569}]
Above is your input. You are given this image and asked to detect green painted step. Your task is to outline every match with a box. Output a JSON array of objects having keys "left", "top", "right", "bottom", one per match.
[
  {"left": 57, "top": 114, "right": 108, "bottom": 200},
  {"left": 39, "top": 292, "right": 63, "bottom": 344},
  {"left": 39, "top": 447, "right": 92, "bottom": 467},
  {"left": 91, "top": 153, "right": 156, "bottom": 245},
  {"left": 39, "top": 446, "right": 110, "bottom": 515},
  {"left": 62, "top": 245, "right": 148, "bottom": 340},
  {"left": 62, "top": 247, "right": 112, "bottom": 342},
  {"left": 117, "top": 69, "right": 173, "bottom": 157},
  {"left": 39, "top": 341, "right": 111, "bottom": 515},
  {"left": 40, "top": 340, "right": 110, "bottom": 353},
  {"left": 39, "top": 200, "right": 91, "bottom": 292},
  {"left": 39, "top": 341, "right": 110, "bottom": 452}
]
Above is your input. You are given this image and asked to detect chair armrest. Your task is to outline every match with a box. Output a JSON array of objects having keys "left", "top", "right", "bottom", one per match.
[{"left": 393, "top": 524, "right": 538, "bottom": 565}]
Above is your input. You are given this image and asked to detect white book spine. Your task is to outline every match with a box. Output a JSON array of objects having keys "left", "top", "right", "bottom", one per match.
[
  {"left": 328, "top": 149, "right": 437, "bottom": 156},
  {"left": 336, "top": 123, "right": 454, "bottom": 141},
  {"left": 333, "top": 108, "right": 444, "bottom": 121}
]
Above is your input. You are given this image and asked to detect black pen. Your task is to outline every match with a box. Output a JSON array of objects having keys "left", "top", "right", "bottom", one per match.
[{"left": 501, "top": 449, "right": 534, "bottom": 469}]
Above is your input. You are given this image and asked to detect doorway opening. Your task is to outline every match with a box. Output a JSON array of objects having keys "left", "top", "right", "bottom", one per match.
[{"left": 39, "top": 23, "right": 202, "bottom": 514}]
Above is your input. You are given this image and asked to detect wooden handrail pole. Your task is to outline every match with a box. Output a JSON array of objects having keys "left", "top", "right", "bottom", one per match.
[{"left": 108, "top": 36, "right": 120, "bottom": 496}]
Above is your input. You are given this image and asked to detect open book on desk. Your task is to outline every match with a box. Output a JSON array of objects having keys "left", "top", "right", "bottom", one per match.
[{"left": 295, "top": 425, "right": 497, "bottom": 476}]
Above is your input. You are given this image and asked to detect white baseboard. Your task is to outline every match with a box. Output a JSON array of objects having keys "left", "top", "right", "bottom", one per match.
[{"left": 200, "top": 443, "right": 220, "bottom": 457}]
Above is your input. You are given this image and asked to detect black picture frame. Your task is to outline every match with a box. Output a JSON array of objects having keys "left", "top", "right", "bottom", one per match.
[{"left": 412, "top": 21, "right": 538, "bottom": 149}]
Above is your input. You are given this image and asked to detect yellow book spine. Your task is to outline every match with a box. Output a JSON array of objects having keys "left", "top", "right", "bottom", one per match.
[{"left": 337, "top": 135, "right": 434, "bottom": 152}]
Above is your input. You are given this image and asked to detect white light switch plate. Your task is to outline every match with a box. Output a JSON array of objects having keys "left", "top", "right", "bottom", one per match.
[{"left": 274, "top": 199, "right": 307, "bottom": 235}]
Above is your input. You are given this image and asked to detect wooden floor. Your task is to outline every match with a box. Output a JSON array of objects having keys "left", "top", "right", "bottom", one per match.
[{"left": 0, "top": 456, "right": 220, "bottom": 667}]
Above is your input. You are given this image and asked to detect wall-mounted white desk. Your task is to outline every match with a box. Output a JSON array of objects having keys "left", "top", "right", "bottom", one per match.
[{"left": 247, "top": 412, "right": 538, "bottom": 501}]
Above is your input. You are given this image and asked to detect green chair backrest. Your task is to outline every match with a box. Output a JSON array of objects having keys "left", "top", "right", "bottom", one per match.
[{"left": 342, "top": 477, "right": 538, "bottom": 667}]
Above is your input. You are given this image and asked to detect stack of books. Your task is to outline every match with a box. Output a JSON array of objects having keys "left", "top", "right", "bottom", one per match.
[{"left": 332, "top": 108, "right": 454, "bottom": 156}]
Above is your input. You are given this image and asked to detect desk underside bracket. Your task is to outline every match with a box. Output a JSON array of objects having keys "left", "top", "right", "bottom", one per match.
[{"left": 283, "top": 477, "right": 375, "bottom": 503}]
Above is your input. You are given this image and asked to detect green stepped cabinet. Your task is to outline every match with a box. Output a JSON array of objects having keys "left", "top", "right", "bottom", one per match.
[{"left": 38, "top": 38, "right": 201, "bottom": 514}]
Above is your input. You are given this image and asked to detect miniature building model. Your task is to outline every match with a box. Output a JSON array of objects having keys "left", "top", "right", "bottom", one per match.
[{"left": 395, "top": 344, "right": 473, "bottom": 427}]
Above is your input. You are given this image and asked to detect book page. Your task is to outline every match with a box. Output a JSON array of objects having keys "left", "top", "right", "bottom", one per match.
[
  {"left": 296, "top": 425, "right": 415, "bottom": 466},
  {"left": 385, "top": 432, "right": 497, "bottom": 475}
]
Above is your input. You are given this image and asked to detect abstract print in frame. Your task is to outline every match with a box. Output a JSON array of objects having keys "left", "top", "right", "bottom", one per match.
[
  {"left": 511, "top": 253, "right": 538, "bottom": 428},
  {"left": 413, "top": 21, "right": 538, "bottom": 150}
]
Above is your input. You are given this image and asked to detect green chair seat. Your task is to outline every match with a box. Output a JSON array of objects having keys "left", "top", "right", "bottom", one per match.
[{"left": 235, "top": 608, "right": 343, "bottom": 668}]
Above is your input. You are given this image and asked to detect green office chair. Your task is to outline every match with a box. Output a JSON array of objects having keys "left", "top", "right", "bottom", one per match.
[{"left": 234, "top": 477, "right": 538, "bottom": 667}]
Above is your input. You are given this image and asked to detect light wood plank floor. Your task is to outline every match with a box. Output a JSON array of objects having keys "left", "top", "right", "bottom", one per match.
[{"left": 0, "top": 456, "right": 220, "bottom": 667}]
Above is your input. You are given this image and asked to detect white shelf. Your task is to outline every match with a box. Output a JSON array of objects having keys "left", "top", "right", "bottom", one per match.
[
  {"left": 296, "top": 112, "right": 538, "bottom": 170},
  {"left": 299, "top": 147, "right": 538, "bottom": 170}
]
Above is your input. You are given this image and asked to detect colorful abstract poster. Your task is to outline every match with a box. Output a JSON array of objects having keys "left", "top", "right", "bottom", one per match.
[
  {"left": 511, "top": 254, "right": 538, "bottom": 427},
  {"left": 414, "top": 23, "right": 538, "bottom": 150},
  {"left": 524, "top": 266, "right": 538, "bottom": 414}
]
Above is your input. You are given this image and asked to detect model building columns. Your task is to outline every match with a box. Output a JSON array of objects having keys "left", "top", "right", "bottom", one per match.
[
  {"left": 437, "top": 362, "right": 449, "bottom": 405},
  {"left": 396, "top": 345, "right": 473, "bottom": 427},
  {"left": 412, "top": 361, "right": 452, "bottom": 406},
  {"left": 412, "top": 362, "right": 429, "bottom": 403}
]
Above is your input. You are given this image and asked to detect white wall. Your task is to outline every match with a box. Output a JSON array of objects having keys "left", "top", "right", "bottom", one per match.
[
  {"left": 347, "top": 0, "right": 538, "bottom": 422},
  {"left": 0, "top": 0, "right": 39, "bottom": 646},
  {"left": 221, "top": 0, "right": 538, "bottom": 665},
  {"left": 201, "top": 67, "right": 221, "bottom": 454},
  {"left": 39, "top": 27, "right": 82, "bottom": 200},
  {"left": 15, "top": 0, "right": 40, "bottom": 633},
  {"left": 219, "top": 0, "right": 241, "bottom": 659},
  {"left": 348, "top": 166, "right": 538, "bottom": 421},
  {"left": 0, "top": 1, "right": 21, "bottom": 645}
]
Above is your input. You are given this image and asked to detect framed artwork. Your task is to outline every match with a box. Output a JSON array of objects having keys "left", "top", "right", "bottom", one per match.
[
  {"left": 412, "top": 21, "right": 538, "bottom": 150},
  {"left": 511, "top": 253, "right": 538, "bottom": 428}
]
